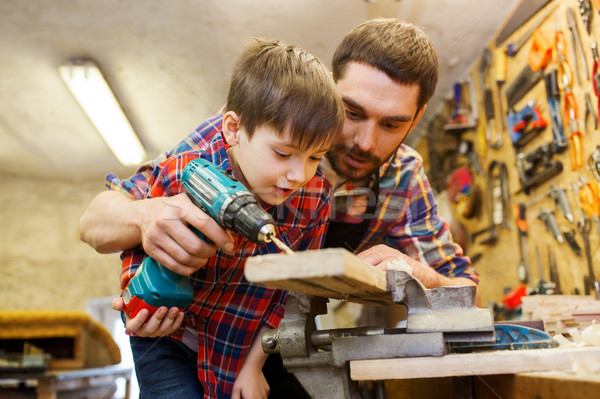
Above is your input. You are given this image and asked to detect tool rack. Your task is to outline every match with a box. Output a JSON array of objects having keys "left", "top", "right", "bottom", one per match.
[{"left": 426, "top": 0, "right": 600, "bottom": 308}]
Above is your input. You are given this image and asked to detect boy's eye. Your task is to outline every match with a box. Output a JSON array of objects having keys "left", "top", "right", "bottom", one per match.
[
  {"left": 310, "top": 156, "right": 323, "bottom": 162},
  {"left": 274, "top": 150, "right": 290, "bottom": 159},
  {"left": 345, "top": 108, "right": 362, "bottom": 120}
]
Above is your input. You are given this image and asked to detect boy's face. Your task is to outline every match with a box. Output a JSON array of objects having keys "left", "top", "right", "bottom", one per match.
[
  {"left": 225, "top": 117, "right": 330, "bottom": 206},
  {"left": 327, "top": 62, "right": 425, "bottom": 182}
]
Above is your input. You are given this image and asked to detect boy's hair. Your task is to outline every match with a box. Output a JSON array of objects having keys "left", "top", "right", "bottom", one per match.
[
  {"left": 332, "top": 18, "right": 438, "bottom": 113},
  {"left": 226, "top": 38, "right": 344, "bottom": 150}
]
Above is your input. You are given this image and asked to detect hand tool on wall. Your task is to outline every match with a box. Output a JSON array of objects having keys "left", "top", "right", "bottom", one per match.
[
  {"left": 592, "top": 43, "right": 600, "bottom": 117},
  {"left": 479, "top": 49, "right": 503, "bottom": 149},
  {"left": 503, "top": 1, "right": 557, "bottom": 57},
  {"left": 495, "top": 48, "right": 508, "bottom": 134},
  {"left": 123, "top": 158, "right": 289, "bottom": 318},
  {"left": 549, "top": 184, "right": 575, "bottom": 222},
  {"left": 567, "top": 7, "right": 589, "bottom": 84},
  {"left": 562, "top": 71, "right": 584, "bottom": 171},
  {"left": 578, "top": 0, "right": 593, "bottom": 35},
  {"left": 548, "top": 246, "right": 562, "bottom": 294},
  {"left": 526, "top": 184, "right": 574, "bottom": 223},
  {"left": 573, "top": 180, "right": 600, "bottom": 299},
  {"left": 505, "top": 64, "right": 544, "bottom": 110},
  {"left": 588, "top": 145, "right": 600, "bottom": 181},
  {"left": 538, "top": 207, "right": 564, "bottom": 244},
  {"left": 507, "top": 102, "right": 548, "bottom": 149},
  {"left": 585, "top": 92, "right": 598, "bottom": 131},
  {"left": 563, "top": 230, "right": 583, "bottom": 255},
  {"left": 457, "top": 139, "right": 484, "bottom": 176},
  {"left": 544, "top": 70, "right": 568, "bottom": 153},
  {"left": 484, "top": 88, "right": 502, "bottom": 148},
  {"left": 535, "top": 245, "right": 554, "bottom": 295},
  {"left": 577, "top": 210, "right": 599, "bottom": 299},
  {"left": 516, "top": 142, "right": 563, "bottom": 194},
  {"left": 528, "top": 28, "right": 553, "bottom": 72},
  {"left": 471, "top": 161, "right": 509, "bottom": 245},
  {"left": 496, "top": 0, "right": 552, "bottom": 47},
  {"left": 577, "top": 178, "right": 600, "bottom": 237},
  {"left": 515, "top": 202, "right": 531, "bottom": 285}
]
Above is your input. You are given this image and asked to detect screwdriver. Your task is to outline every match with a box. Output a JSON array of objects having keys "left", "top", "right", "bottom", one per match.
[{"left": 515, "top": 202, "right": 531, "bottom": 285}]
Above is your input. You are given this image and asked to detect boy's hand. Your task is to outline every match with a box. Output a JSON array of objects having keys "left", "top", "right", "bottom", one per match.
[
  {"left": 140, "top": 193, "right": 235, "bottom": 275},
  {"left": 231, "top": 364, "right": 269, "bottom": 399},
  {"left": 112, "top": 297, "right": 184, "bottom": 338}
]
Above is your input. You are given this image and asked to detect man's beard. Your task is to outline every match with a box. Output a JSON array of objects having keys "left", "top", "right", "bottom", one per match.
[{"left": 326, "top": 143, "right": 382, "bottom": 182}]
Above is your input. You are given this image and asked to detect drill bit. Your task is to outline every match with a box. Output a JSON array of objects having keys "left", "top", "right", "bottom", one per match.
[{"left": 269, "top": 234, "right": 295, "bottom": 255}]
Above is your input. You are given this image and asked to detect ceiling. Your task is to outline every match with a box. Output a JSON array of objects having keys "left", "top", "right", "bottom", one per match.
[{"left": 0, "top": 0, "right": 520, "bottom": 182}]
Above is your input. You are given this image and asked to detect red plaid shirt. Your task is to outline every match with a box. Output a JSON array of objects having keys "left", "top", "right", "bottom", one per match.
[{"left": 119, "top": 132, "right": 332, "bottom": 398}]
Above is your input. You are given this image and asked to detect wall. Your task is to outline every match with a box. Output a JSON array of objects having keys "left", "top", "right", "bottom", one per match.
[
  {"left": 426, "top": 0, "right": 600, "bottom": 308},
  {"left": 0, "top": 175, "right": 121, "bottom": 310}
]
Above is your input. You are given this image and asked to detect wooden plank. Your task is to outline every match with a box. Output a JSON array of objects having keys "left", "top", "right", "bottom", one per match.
[
  {"left": 350, "top": 347, "right": 600, "bottom": 381},
  {"left": 244, "top": 248, "right": 394, "bottom": 304}
]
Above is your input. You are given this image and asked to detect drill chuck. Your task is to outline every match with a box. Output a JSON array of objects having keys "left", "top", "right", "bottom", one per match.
[
  {"left": 221, "top": 192, "right": 276, "bottom": 243},
  {"left": 182, "top": 159, "right": 277, "bottom": 244}
]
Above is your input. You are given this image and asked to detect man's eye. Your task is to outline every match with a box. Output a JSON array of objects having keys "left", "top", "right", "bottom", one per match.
[{"left": 381, "top": 121, "right": 401, "bottom": 130}]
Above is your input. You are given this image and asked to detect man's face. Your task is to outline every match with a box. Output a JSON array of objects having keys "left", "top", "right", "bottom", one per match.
[
  {"left": 327, "top": 62, "right": 424, "bottom": 181},
  {"left": 228, "top": 123, "right": 329, "bottom": 206}
]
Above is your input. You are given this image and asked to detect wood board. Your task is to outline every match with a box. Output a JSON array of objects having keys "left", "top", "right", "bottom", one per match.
[
  {"left": 244, "top": 248, "right": 394, "bottom": 304},
  {"left": 350, "top": 346, "right": 600, "bottom": 380}
]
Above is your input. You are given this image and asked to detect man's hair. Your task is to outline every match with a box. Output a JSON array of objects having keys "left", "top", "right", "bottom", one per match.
[
  {"left": 226, "top": 38, "right": 344, "bottom": 150},
  {"left": 332, "top": 18, "right": 438, "bottom": 112}
]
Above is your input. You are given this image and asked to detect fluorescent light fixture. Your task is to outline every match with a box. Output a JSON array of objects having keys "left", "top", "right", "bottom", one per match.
[{"left": 59, "top": 58, "right": 146, "bottom": 166}]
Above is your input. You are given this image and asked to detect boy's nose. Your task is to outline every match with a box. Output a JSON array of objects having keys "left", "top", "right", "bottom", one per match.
[{"left": 285, "top": 160, "right": 307, "bottom": 183}]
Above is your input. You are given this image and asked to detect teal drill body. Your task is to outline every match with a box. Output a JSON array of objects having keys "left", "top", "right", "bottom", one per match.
[{"left": 123, "top": 158, "right": 277, "bottom": 318}]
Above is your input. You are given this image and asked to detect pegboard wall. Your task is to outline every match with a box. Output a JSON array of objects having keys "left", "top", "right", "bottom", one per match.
[{"left": 426, "top": 0, "right": 600, "bottom": 310}]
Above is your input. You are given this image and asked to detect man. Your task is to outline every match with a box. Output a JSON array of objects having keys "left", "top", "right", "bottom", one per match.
[{"left": 80, "top": 18, "right": 478, "bottom": 339}]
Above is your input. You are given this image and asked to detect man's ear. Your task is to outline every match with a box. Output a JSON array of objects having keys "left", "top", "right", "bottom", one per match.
[{"left": 222, "top": 111, "right": 241, "bottom": 145}]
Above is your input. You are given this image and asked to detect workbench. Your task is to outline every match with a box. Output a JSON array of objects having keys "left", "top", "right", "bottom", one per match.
[
  {"left": 350, "top": 340, "right": 600, "bottom": 398},
  {"left": 0, "top": 364, "right": 132, "bottom": 399}
]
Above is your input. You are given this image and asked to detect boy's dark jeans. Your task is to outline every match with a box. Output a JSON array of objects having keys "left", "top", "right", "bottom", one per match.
[{"left": 130, "top": 336, "right": 204, "bottom": 398}]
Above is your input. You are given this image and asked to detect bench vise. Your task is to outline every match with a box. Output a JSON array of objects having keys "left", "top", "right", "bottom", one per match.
[{"left": 261, "top": 270, "right": 494, "bottom": 399}]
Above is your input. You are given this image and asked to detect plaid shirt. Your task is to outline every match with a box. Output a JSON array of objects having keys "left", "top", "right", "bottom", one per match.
[
  {"left": 108, "top": 111, "right": 477, "bottom": 283},
  {"left": 327, "top": 146, "right": 478, "bottom": 283},
  {"left": 116, "top": 130, "right": 331, "bottom": 398}
]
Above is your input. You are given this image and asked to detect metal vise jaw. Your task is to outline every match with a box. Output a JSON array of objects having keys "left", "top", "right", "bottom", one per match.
[
  {"left": 262, "top": 270, "right": 494, "bottom": 399},
  {"left": 386, "top": 270, "right": 494, "bottom": 343}
]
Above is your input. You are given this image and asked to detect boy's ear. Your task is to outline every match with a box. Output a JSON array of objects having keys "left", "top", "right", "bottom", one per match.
[{"left": 222, "top": 111, "right": 241, "bottom": 145}]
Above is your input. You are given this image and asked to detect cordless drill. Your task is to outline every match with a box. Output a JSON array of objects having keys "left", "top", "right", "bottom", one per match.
[{"left": 122, "top": 158, "right": 278, "bottom": 318}]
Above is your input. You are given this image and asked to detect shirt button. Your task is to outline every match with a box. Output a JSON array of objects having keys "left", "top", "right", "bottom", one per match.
[
  {"left": 199, "top": 317, "right": 209, "bottom": 324},
  {"left": 280, "top": 231, "right": 287, "bottom": 238}
]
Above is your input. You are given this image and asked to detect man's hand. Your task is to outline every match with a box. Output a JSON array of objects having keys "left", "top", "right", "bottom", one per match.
[
  {"left": 80, "top": 190, "right": 236, "bottom": 274},
  {"left": 357, "top": 244, "right": 443, "bottom": 287},
  {"left": 139, "top": 193, "right": 234, "bottom": 275},
  {"left": 112, "top": 297, "right": 184, "bottom": 338}
]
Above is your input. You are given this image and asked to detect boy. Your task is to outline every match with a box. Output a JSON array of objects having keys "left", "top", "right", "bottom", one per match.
[{"left": 122, "top": 38, "right": 344, "bottom": 398}]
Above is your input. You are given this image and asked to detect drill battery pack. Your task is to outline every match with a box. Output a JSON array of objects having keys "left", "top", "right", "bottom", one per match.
[{"left": 123, "top": 257, "right": 194, "bottom": 318}]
